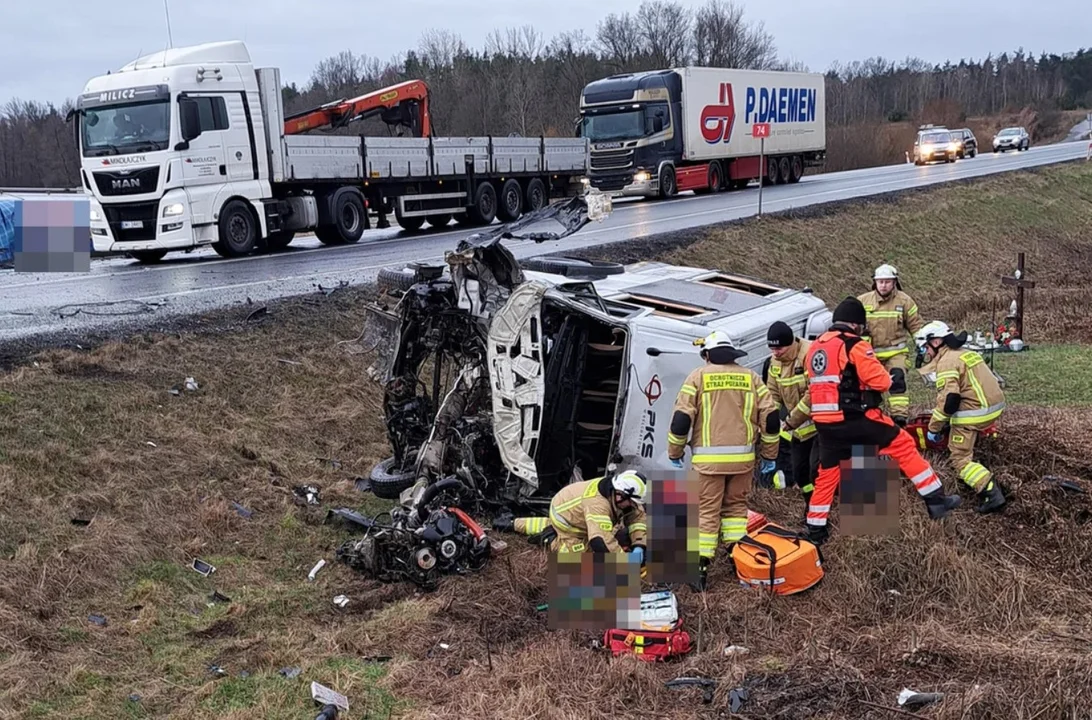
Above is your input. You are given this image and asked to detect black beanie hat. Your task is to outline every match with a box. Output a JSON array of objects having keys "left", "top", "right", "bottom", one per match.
[
  {"left": 832, "top": 296, "right": 867, "bottom": 326},
  {"left": 767, "top": 321, "right": 794, "bottom": 348}
]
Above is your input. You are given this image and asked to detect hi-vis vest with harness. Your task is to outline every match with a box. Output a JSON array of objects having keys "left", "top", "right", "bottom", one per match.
[
  {"left": 667, "top": 363, "right": 779, "bottom": 475},
  {"left": 805, "top": 330, "right": 885, "bottom": 424}
]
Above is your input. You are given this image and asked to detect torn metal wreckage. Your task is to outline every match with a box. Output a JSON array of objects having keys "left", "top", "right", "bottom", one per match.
[{"left": 341, "top": 188, "right": 835, "bottom": 589}]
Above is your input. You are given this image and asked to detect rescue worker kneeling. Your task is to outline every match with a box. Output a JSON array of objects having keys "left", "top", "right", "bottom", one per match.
[
  {"left": 496, "top": 470, "right": 648, "bottom": 568},
  {"left": 914, "top": 321, "right": 1007, "bottom": 514},
  {"left": 804, "top": 297, "right": 962, "bottom": 545},
  {"left": 667, "top": 330, "right": 779, "bottom": 590}
]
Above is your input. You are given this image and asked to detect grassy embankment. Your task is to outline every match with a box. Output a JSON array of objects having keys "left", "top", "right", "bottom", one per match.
[{"left": 1, "top": 161, "right": 1091, "bottom": 719}]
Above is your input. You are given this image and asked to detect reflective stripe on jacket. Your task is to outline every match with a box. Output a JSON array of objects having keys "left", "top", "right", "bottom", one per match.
[
  {"left": 928, "top": 346, "right": 1007, "bottom": 432},
  {"left": 858, "top": 289, "right": 925, "bottom": 359},
  {"left": 667, "top": 362, "right": 779, "bottom": 475},
  {"left": 548, "top": 477, "right": 647, "bottom": 552},
  {"left": 767, "top": 338, "right": 816, "bottom": 441}
]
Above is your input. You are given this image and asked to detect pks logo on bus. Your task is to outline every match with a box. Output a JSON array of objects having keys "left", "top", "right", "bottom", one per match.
[{"left": 700, "top": 83, "right": 735, "bottom": 145}]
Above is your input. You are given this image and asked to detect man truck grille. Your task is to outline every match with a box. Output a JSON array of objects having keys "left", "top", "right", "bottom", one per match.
[{"left": 102, "top": 201, "right": 160, "bottom": 242}]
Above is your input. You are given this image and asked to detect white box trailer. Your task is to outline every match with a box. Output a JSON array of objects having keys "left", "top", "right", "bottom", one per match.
[
  {"left": 677, "top": 67, "right": 826, "bottom": 162},
  {"left": 580, "top": 66, "right": 827, "bottom": 199},
  {"left": 74, "top": 41, "right": 589, "bottom": 263}
]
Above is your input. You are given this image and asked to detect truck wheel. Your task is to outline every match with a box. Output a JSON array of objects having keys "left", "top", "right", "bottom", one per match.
[
  {"left": 332, "top": 190, "right": 366, "bottom": 244},
  {"left": 215, "top": 200, "right": 259, "bottom": 258},
  {"left": 524, "top": 178, "right": 547, "bottom": 213},
  {"left": 497, "top": 179, "right": 523, "bottom": 222},
  {"left": 129, "top": 250, "right": 168, "bottom": 264},
  {"left": 778, "top": 157, "right": 791, "bottom": 185},
  {"left": 694, "top": 163, "right": 723, "bottom": 195},
  {"left": 789, "top": 155, "right": 804, "bottom": 183},
  {"left": 658, "top": 166, "right": 677, "bottom": 198},
  {"left": 468, "top": 181, "right": 497, "bottom": 225},
  {"left": 426, "top": 214, "right": 452, "bottom": 229},
  {"left": 266, "top": 230, "right": 294, "bottom": 252}
]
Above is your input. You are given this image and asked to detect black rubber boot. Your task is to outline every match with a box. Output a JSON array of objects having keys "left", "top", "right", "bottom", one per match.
[
  {"left": 806, "top": 523, "right": 829, "bottom": 546},
  {"left": 923, "top": 488, "right": 962, "bottom": 519},
  {"left": 529, "top": 526, "right": 558, "bottom": 546},
  {"left": 492, "top": 512, "right": 515, "bottom": 532},
  {"left": 694, "top": 557, "right": 711, "bottom": 592},
  {"left": 975, "top": 480, "right": 1007, "bottom": 514}
]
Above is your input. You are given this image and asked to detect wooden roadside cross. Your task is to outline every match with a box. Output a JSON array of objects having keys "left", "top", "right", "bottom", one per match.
[{"left": 1000, "top": 252, "right": 1035, "bottom": 342}]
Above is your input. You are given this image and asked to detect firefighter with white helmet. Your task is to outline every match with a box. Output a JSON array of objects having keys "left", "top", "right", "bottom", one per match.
[
  {"left": 494, "top": 469, "right": 649, "bottom": 569},
  {"left": 858, "top": 263, "right": 926, "bottom": 426},
  {"left": 666, "top": 330, "right": 779, "bottom": 590},
  {"left": 914, "top": 320, "right": 1007, "bottom": 513}
]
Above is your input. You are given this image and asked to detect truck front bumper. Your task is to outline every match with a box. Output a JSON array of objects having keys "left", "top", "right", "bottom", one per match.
[
  {"left": 586, "top": 170, "right": 656, "bottom": 198},
  {"left": 90, "top": 195, "right": 201, "bottom": 254}
]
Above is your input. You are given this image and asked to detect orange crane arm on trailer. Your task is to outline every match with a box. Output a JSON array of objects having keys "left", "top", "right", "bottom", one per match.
[{"left": 283, "top": 79, "right": 432, "bottom": 136}]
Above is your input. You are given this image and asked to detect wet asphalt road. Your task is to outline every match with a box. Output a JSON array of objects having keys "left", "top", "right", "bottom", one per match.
[{"left": 0, "top": 140, "right": 1087, "bottom": 344}]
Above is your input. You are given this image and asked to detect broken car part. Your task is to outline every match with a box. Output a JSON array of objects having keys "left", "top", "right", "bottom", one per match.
[
  {"left": 191, "top": 558, "right": 215, "bottom": 577},
  {"left": 307, "top": 559, "right": 326, "bottom": 582},
  {"left": 335, "top": 477, "right": 491, "bottom": 591},
  {"left": 665, "top": 677, "right": 716, "bottom": 705}
]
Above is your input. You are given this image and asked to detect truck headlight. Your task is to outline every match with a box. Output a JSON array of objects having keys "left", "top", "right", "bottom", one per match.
[
  {"left": 163, "top": 202, "right": 185, "bottom": 217},
  {"left": 90, "top": 208, "right": 102, "bottom": 222},
  {"left": 633, "top": 171, "right": 650, "bottom": 183}
]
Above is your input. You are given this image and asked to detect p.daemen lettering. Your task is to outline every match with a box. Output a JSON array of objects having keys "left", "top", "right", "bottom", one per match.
[{"left": 744, "top": 87, "right": 818, "bottom": 125}]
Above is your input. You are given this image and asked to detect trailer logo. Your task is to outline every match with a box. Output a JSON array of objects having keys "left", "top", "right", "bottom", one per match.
[
  {"left": 700, "top": 83, "right": 736, "bottom": 145},
  {"left": 642, "top": 374, "right": 662, "bottom": 405},
  {"left": 745, "top": 86, "right": 818, "bottom": 125}
]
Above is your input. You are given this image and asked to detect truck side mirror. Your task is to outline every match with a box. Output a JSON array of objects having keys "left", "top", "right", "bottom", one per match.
[
  {"left": 653, "top": 116, "right": 664, "bottom": 133},
  {"left": 178, "top": 98, "right": 202, "bottom": 146}
]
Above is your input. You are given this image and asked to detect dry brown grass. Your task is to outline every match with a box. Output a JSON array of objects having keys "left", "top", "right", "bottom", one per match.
[{"left": 3, "top": 163, "right": 1092, "bottom": 719}]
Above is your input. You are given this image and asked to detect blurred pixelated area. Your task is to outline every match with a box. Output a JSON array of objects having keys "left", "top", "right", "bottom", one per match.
[
  {"left": 6, "top": 195, "right": 91, "bottom": 272},
  {"left": 646, "top": 469, "right": 701, "bottom": 585},
  {"left": 546, "top": 552, "right": 641, "bottom": 631},
  {"left": 839, "top": 446, "right": 902, "bottom": 536}
]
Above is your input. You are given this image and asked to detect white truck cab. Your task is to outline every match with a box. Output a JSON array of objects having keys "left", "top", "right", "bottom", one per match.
[
  {"left": 74, "top": 40, "right": 589, "bottom": 263},
  {"left": 77, "top": 42, "right": 271, "bottom": 261}
]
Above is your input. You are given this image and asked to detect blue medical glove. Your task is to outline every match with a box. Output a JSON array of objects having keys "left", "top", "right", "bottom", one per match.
[
  {"left": 669, "top": 457, "right": 684, "bottom": 468},
  {"left": 760, "top": 458, "right": 777, "bottom": 475},
  {"left": 628, "top": 546, "right": 645, "bottom": 565},
  {"left": 927, "top": 431, "right": 942, "bottom": 444}
]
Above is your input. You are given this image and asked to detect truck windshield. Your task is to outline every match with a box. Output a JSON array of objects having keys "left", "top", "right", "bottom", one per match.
[
  {"left": 81, "top": 101, "right": 171, "bottom": 157},
  {"left": 581, "top": 110, "right": 646, "bottom": 143}
]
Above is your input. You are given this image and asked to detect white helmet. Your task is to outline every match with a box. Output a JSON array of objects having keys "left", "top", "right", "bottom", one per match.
[
  {"left": 914, "top": 320, "right": 952, "bottom": 349},
  {"left": 872, "top": 263, "right": 902, "bottom": 291},
  {"left": 873, "top": 263, "right": 898, "bottom": 280},
  {"left": 611, "top": 470, "right": 647, "bottom": 507}
]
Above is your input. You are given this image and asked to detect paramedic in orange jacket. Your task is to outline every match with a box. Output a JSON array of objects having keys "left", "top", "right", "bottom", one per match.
[{"left": 803, "top": 297, "right": 962, "bottom": 545}]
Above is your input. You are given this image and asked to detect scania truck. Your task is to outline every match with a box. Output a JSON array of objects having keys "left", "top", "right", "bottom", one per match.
[
  {"left": 578, "top": 67, "right": 826, "bottom": 198},
  {"left": 72, "top": 41, "right": 588, "bottom": 262}
]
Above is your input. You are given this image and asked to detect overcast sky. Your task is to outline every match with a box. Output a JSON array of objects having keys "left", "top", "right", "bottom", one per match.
[{"left": 1, "top": 0, "right": 1083, "bottom": 106}]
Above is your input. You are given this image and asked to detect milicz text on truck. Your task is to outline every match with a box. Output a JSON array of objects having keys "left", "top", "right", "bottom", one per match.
[
  {"left": 70, "top": 41, "right": 589, "bottom": 262},
  {"left": 579, "top": 67, "right": 826, "bottom": 198}
]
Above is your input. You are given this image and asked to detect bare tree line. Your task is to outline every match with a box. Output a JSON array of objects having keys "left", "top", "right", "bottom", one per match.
[{"left": 3, "top": 0, "right": 1091, "bottom": 188}]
